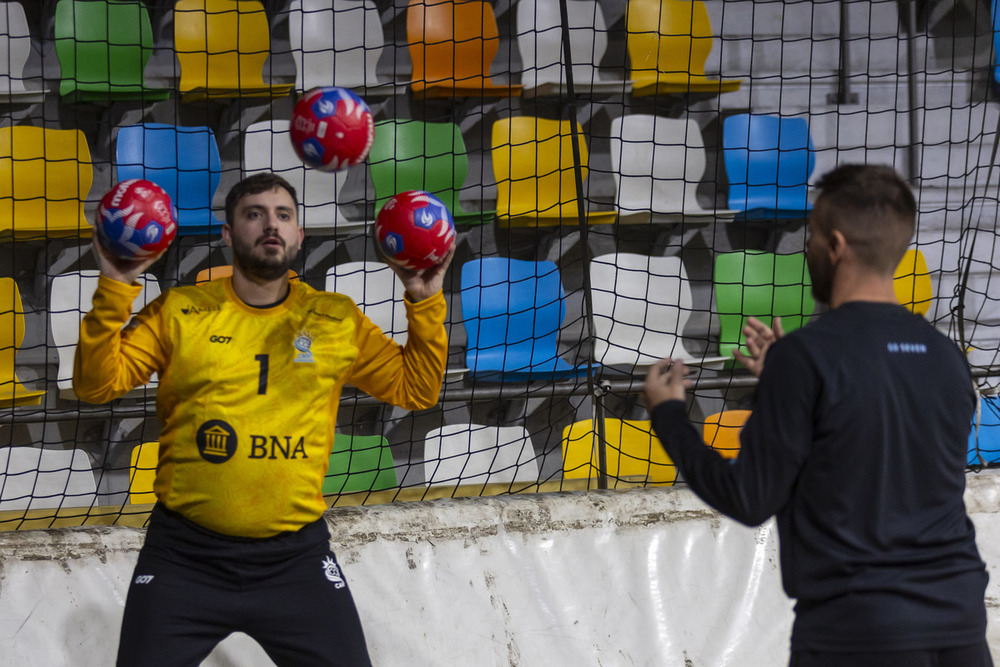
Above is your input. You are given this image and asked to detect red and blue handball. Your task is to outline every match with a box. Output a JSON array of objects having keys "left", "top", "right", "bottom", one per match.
[
  {"left": 374, "top": 191, "right": 456, "bottom": 271},
  {"left": 95, "top": 179, "right": 178, "bottom": 260},
  {"left": 289, "top": 86, "right": 375, "bottom": 172}
]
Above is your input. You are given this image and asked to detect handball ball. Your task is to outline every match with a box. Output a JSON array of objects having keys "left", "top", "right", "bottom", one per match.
[
  {"left": 96, "top": 179, "right": 178, "bottom": 260},
  {"left": 290, "top": 86, "right": 375, "bottom": 171},
  {"left": 374, "top": 191, "right": 456, "bottom": 271}
]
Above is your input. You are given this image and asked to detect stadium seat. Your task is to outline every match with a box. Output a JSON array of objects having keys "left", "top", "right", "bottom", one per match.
[
  {"left": 516, "top": 0, "right": 632, "bottom": 98},
  {"left": 288, "top": 0, "right": 398, "bottom": 95},
  {"left": 115, "top": 123, "right": 223, "bottom": 235},
  {"left": 406, "top": 0, "right": 523, "bottom": 99},
  {"left": 722, "top": 114, "right": 815, "bottom": 220},
  {"left": 893, "top": 249, "right": 933, "bottom": 317},
  {"left": 491, "top": 117, "right": 617, "bottom": 227},
  {"left": 714, "top": 250, "right": 815, "bottom": 362},
  {"left": 0, "top": 2, "right": 48, "bottom": 103},
  {"left": 0, "top": 277, "right": 45, "bottom": 408},
  {"left": 969, "top": 394, "right": 1000, "bottom": 466},
  {"left": 50, "top": 270, "right": 161, "bottom": 400},
  {"left": 993, "top": 0, "right": 1000, "bottom": 84},
  {"left": 326, "top": 262, "right": 408, "bottom": 345},
  {"left": 54, "top": 0, "right": 170, "bottom": 103},
  {"left": 369, "top": 119, "right": 494, "bottom": 226},
  {"left": 128, "top": 442, "right": 158, "bottom": 504},
  {"left": 0, "top": 447, "right": 97, "bottom": 510},
  {"left": 702, "top": 410, "right": 750, "bottom": 460},
  {"left": 625, "top": 0, "right": 743, "bottom": 97},
  {"left": 590, "top": 253, "right": 726, "bottom": 370},
  {"left": 610, "top": 114, "right": 736, "bottom": 223},
  {"left": 244, "top": 120, "right": 359, "bottom": 235},
  {"left": 460, "top": 258, "right": 592, "bottom": 382},
  {"left": 423, "top": 424, "right": 539, "bottom": 487},
  {"left": 561, "top": 418, "right": 677, "bottom": 487},
  {"left": 323, "top": 434, "right": 398, "bottom": 494},
  {"left": 0, "top": 126, "right": 93, "bottom": 238},
  {"left": 173, "top": 0, "right": 293, "bottom": 101}
]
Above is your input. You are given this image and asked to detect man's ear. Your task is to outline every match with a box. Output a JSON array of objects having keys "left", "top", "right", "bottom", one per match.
[
  {"left": 829, "top": 229, "right": 848, "bottom": 261},
  {"left": 221, "top": 223, "right": 233, "bottom": 248}
]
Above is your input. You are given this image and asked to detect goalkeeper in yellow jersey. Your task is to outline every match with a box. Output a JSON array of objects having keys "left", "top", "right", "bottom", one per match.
[{"left": 75, "top": 173, "right": 454, "bottom": 667}]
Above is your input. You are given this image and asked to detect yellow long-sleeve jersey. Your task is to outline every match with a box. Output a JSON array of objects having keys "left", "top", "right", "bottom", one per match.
[{"left": 74, "top": 275, "right": 447, "bottom": 538}]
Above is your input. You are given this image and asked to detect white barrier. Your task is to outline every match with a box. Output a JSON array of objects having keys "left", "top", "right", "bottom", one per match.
[{"left": 3, "top": 472, "right": 1000, "bottom": 666}]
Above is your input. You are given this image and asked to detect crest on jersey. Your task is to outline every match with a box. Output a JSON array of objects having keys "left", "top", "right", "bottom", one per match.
[{"left": 294, "top": 331, "right": 314, "bottom": 363}]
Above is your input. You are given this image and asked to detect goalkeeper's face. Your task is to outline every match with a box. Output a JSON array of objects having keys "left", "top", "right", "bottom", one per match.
[{"left": 225, "top": 186, "right": 304, "bottom": 282}]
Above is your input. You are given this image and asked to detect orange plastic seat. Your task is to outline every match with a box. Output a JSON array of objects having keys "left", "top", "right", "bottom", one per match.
[
  {"left": 702, "top": 410, "right": 751, "bottom": 460},
  {"left": 0, "top": 277, "right": 45, "bottom": 408},
  {"left": 893, "top": 249, "right": 932, "bottom": 317},
  {"left": 407, "top": 0, "right": 522, "bottom": 99}
]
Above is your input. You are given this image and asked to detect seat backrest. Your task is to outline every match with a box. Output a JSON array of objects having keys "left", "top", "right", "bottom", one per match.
[
  {"left": 116, "top": 123, "right": 222, "bottom": 230},
  {"left": 893, "top": 248, "right": 932, "bottom": 317},
  {"left": 993, "top": 0, "right": 1000, "bottom": 84},
  {"left": 368, "top": 119, "right": 467, "bottom": 216},
  {"left": 407, "top": 0, "right": 502, "bottom": 86},
  {"left": 424, "top": 423, "right": 539, "bottom": 486},
  {"left": 244, "top": 120, "right": 347, "bottom": 230},
  {"left": 610, "top": 114, "right": 706, "bottom": 214},
  {"left": 54, "top": 0, "right": 156, "bottom": 96},
  {"left": 50, "top": 270, "right": 161, "bottom": 396},
  {"left": 516, "top": 0, "right": 609, "bottom": 88},
  {"left": 723, "top": 114, "right": 815, "bottom": 213},
  {"left": 128, "top": 441, "right": 158, "bottom": 504},
  {"left": 0, "top": 2, "right": 34, "bottom": 94},
  {"left": 0, "top": 447, "right": 97, "bottom": 510},
  {"left": 326, "top": 262, "right": 408, "bottom": 345},
  {"left": 702, "top": 410, "right": 750, "bottom": 460},
  {"left": 174, "top": 0, "right": 273, "bottom": 91},
  {"left": 460, "top": 257, "right": 566, "bottom": 369},
  {"left": 0, "top": 126, "right": 92, "bottom": 235},
  {"left": 324, "top": 434, "right": 397, "bottom": 494},
  {"left": 288, "top": 0, "right": 383, "bottom": 91},
  {"left": 492, "top": 117, "right": 588, "bottom": 218},
  {"left": 590, "top": 253, "right": 693, "bottom": 366},
  {"left": 626, "top": 0, "right": 715, "bottom": 81},
  {"left": 970, "top": 394, "right": 1000, "bottom": 466},
  {"left": 0, "top": 276, "right": 29, "bottom": 395},
  {"left": 714, "top": 251, "right": 815, "bottom": 359},
  {"left": 562, "top": 418, "right": 677, "bottom": 486}
]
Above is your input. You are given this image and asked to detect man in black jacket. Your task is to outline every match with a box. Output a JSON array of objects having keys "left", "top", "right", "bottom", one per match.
[{"left": 644, "top": 164, "right": 991, "bottom": 667}]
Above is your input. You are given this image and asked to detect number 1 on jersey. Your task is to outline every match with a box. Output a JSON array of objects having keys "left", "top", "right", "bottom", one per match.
[{"left": 255, "top": 354, "right": 269, "bottom": 394}]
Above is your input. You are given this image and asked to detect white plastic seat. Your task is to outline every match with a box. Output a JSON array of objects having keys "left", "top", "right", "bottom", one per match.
[
  {"left": 244, "top": 120, "right": 363, "bottom": 235},
  {"left": 0, "top": 3, "right": 47, "bottom": 103},
  {"left": 517, "top": 0, "right": 631, "bottom": 98},
  {"left": 326, "top": 262, "right": 408, "bottom": 345},
  {"left": 610, "top": 114, "right": 735, "bottom": 224},
  {"left": 423, "top": 424, "right": 539, "bottom": 487},
  {"left": 590, "top": 253, "right": 726, "bottom": 370},
  {"left": 0, "top": 447, "right": 97, "bottom": 510},
  {"left": 288, "top": 0, "right": 400, "bottom": 95},
  {"left": 50, "top": 270, "right": 160, "bottom": 400}
]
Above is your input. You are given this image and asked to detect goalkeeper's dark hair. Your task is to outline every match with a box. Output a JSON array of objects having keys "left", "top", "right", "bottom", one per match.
[{"left": 225, "top": 173, "right": 299, "bottom": 226}]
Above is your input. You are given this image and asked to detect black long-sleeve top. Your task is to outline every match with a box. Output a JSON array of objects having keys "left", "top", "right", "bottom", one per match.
[{"left": 651, "top": 301, "right": 988, "bottom": 652}]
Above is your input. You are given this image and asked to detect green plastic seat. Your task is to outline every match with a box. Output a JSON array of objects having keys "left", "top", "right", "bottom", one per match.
[
  {"left": 54, "top": 0, "right": 170, "bottom": 103},
  {"left": 368, "top": 119, "right": 495, "bottom": 226},
  {"left": 323, "top": 434, "right": 398, "bottom": 495},
  {"left": 714, "top": 250, "right": 815, "bottom": 361}
]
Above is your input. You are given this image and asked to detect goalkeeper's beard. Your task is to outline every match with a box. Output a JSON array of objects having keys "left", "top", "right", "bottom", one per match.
[{"left": 232, "top": 234, "right": 300, "bottom": 283}]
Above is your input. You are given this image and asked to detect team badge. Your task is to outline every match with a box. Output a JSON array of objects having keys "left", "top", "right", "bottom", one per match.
[
  {"left": 322, "top": 556, "right": 346, "bottom": 589},
  {"left": 294, "top": 331, "right": 314, "bottom": 363}
]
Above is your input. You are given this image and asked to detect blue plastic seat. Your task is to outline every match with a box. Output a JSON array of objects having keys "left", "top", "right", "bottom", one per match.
[
  {"left": 723, "top": 114, "right": 815, "bottom": 221},
  {"left": 460, "top": 258, "right": 591, "bottom": 382},
  {"left": 969, "top": 395, "right": 1000, "bottom": 466},
  {"left": 993, "top": 0, "right": 1000, "bottom": 84},
  {"left": 115, "top": 123, "right": 223, "bottom": 235}
]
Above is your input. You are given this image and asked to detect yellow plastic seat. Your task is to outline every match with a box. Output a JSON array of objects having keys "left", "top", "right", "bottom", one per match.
[
  {"left": 0, "top": 277, "right": 45, "bottom": 408},
  {"left": 173, "top": 0, "right": 293, "bottom": 101},
  {"left": 491, "top": 117, "right": 617, "bottom": 227},
  {"left": 626, "top": 0, "right": 743, "bottom": 97},
  {"left": 0, "top": 126, "right": 93, "bottom": 239},
  {"left": 129, "top": 442, "right": 159, "bottom": 504},
  {"left": 407, "top": 0, "right": 522, "bottom": 99},
  {"left": 893, "top": 249, "right": 932, "bottom": 317},
  {"left": 702, "top": 410, "right": 750, "bottom": 460},
  {"left": 561, "top": 418, "right": 677, "bottom": 488}
]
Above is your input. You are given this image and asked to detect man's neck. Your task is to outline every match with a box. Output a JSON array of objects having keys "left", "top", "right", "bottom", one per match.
[
  {"left": 830, "top": 272, "right": 898, "bottom": 309},
  {"left": 231, "top": 269, "right": 291, "bottom": 307}
]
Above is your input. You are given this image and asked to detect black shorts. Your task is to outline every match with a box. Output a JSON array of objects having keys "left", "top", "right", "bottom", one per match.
[
  {"left": 790, "top": 641, "right": 994, "bottom": 667},
  {"left": 117, "top": 505, "right": 372, "bottom": 667}
]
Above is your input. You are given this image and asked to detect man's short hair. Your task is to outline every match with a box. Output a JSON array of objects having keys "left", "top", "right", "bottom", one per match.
[
  {"left": 813, "top": 164, "right": 916, "bottom": 275},
  {"left": 224, "top": 173, "right": 299, "bottom": 226}
]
